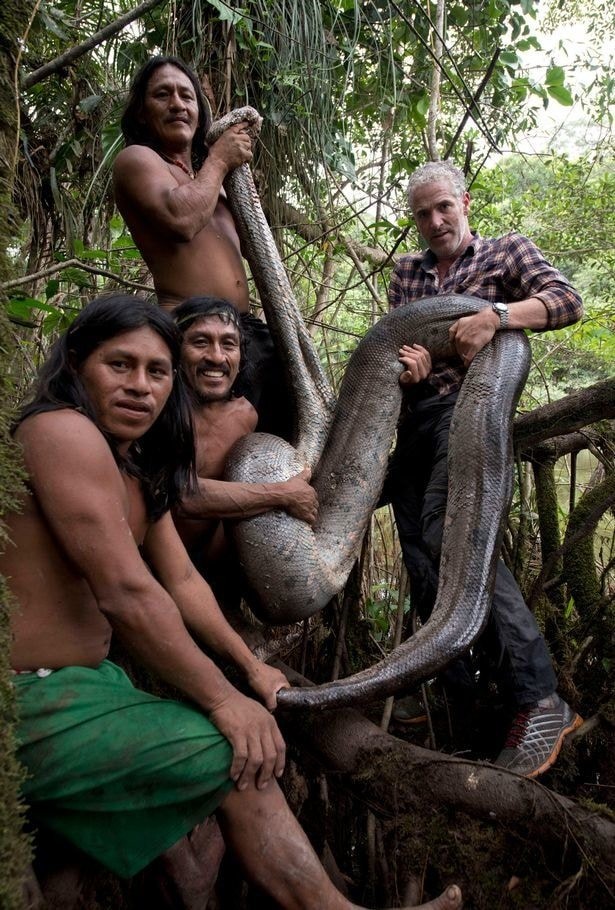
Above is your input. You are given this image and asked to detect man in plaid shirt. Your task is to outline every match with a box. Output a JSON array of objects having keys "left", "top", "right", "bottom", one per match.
[{"left": 387, "top": 160, "right": 583, "bottom": 778}]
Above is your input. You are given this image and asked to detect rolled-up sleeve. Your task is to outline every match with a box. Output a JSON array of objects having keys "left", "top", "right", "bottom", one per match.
[{"left": 503, "top": 233, "right": 583, "bottom": 330}]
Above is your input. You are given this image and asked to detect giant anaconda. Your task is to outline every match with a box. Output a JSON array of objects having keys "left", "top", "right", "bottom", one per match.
[{"left": 207, "top": 108, "right": 531, "bottom": 709}]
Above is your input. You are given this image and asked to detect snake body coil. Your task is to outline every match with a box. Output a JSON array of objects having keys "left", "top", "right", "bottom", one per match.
[{"left": 207, "top": 109, "right": 531, "bottom": 709}]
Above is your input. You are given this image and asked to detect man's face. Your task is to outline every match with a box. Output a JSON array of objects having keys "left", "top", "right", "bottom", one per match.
[
  {"left": 139, "top": 64, "right": 199, "bottom": 150},
  {"left": 410, "top": 179, "right": 471, "bottom": 261},
  {"left": 77, "top": 327, "right": 174, "bottom": 452},
  {"left": 181, "top": 315, "right": 242, "bottom": 403}
]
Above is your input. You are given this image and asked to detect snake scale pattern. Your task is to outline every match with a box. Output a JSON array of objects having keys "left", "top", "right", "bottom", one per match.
[{"left": 207, "top": 109, "right": 531, "bottom": 709}]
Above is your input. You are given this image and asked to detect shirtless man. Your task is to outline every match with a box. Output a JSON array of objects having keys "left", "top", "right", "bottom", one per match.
[
  {"left": 5, "top": 294, "right": 461, "bottom": 910},
  {"left": 172, "top": 296, "right": 317, "bottom": 607},
  {"left": 113, "top": 54, "right": 288, "bottom": 434}
]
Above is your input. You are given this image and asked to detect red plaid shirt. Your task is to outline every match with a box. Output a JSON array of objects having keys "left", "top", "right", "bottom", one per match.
[{"left": 388, "top": 231, "right": 583, "bottom": 397}]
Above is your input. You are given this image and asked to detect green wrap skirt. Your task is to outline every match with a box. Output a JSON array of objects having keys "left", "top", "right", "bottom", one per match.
[{"left": 14, "top": 660, "right": 233, "bottom": 877}]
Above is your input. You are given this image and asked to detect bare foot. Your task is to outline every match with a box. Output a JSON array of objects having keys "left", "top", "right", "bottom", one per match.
[
  {"left": 404, "top": 884, "right": 462, "bottom": 909},
  {"left": 352, "top": 883, "right": 462, "bottom": 910},
  {"left": 22, "top": 864, "right": 44, "bottom": 910}
]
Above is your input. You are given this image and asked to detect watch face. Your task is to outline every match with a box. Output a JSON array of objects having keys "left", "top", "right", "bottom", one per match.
[{"left": 492, "top": 302, "right": 508, "bottom": 328}]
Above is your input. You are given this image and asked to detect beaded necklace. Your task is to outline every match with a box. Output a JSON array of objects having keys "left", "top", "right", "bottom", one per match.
[{"left": 159, "top": 152, "right": 195, "bottom": 179}]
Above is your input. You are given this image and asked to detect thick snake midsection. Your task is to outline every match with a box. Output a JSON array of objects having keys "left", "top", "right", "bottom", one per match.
[{"left": 208, "top": 110, "right": 531, "bottom": 709}]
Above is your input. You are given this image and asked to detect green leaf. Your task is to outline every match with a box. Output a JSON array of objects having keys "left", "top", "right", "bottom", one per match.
[
  {"left": 516, "top": 37, "right": 540, "bottom": 52},
  {"left": 448, "top": 5, "right": 468, "bottom": 26},
  {"left": 61, "top": 268, "right": 93, "bottom": 288},
  {"left": 101, "top": 122, "right": 122, "bottom": 158},
  {"left": 42, "top": 308, "right": 73, "bottom": 336},
  {"left": 415, "top": 94, "right": 430, "bottom": 117},
  {"left": 547, "top": 84, "right": 574, "bottom": 106},
  {"left": 204, "top": 0, "right": 246, "bottom": 25},
  {"left": 545, "top": 65, "right": 566, "bottom": 86},
  {"left": 7, "top": 296, "right": 62, "bottom": 318},
  {"left": 45, "top": 279, "right": 59, "bottom": 299},
  {"left": 500, "top": 50, "right": 519, "bottom": 68},
  {"left": 79, "top": 248, "right": 108, "bottom": 261},
  {"left": 38, "top": 7, "right": 68, "bottom": 40},
  {"left": 113, "top": 248, "right": 143, "bottom": 261}
]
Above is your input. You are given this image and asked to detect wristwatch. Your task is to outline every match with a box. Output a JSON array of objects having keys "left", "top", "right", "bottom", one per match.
[{"left": 492, "top": 301, "right": 509, "bottom": 329}]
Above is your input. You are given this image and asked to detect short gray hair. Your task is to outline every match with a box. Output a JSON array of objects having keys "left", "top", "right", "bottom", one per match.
[{"left": 407, "top": 161, "right": 466, "bottom": 208}]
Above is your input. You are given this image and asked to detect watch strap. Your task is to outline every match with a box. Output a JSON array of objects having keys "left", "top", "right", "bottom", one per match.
[{"left": 492, "top": 301, "right": 509, "bottom": 329}]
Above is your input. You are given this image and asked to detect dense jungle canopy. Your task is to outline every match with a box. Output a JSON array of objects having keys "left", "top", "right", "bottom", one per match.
[{"left": 1, "top": 1, "right": 614, "bottom": 908}]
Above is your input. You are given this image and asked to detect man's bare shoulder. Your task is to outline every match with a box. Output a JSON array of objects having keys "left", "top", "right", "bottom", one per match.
[
  {"left": 17, "top": 407, "right": 94, "bottom": 440},
  {"left": 114, "top": 143, "right": 163, "bottom": 170},
  {"left": 16, "top": 409, "right": 115, "bottom": 471},
  {"left": 225, "top": 396, "right": 258, "bottom": 430},
  {"left": 113, "top": 145, "right": 172, "bottom": 189},
  {"left": 198, "top": 396, "right": 257, "bottom": 433}
]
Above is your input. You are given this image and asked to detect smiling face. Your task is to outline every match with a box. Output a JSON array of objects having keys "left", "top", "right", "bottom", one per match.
[
  {"left": 410, "top": 179, "right": 472, "bottom": 263},
  {"left": 180, "top": 315, "right": 242, "bottom": 403},
  {"left": 139, "top": 63, "right": 199, "bottom": 153},
  {"left": 77, "top": 327, "right": 174, "bottom": 453}
]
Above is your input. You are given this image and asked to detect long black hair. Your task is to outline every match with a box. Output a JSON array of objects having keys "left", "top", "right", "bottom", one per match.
[
  {"left": 120, "top": 55, "right": 211, "bottom": 172},
  {"left": 16, "top": 294, "right": 196, "bottom": 521}
]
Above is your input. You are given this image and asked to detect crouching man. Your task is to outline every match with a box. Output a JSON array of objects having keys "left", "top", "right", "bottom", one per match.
[
  {"left": 4, "top": 294, "right": 461, "bottom": 910},
  {"left": 172, "top": 295, "right": 318, "bottom": 611}
]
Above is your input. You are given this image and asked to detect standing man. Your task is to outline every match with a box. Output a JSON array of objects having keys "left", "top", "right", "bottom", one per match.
[
  {"left": 388, "top": 160, "right": 583, "bottom": 777},
  {"left": 172, "top": 295, "right": 317, "bottom": 609},
  {"left": 5, "top": 293, "right": 461, "bottom": 910},
  {"left": 113, "top": 55, "right": 288, "bottom": 435}
]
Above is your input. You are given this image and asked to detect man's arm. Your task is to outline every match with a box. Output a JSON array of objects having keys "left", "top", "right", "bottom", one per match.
[
  {"left": 113, "top": 124, "right": 252, "bottom": 242},
  {"left": 142, "top": 514, "right": 290, "bottom": 707},
  {"left": 449, "top": 234, "right": 583, "bottom": 364},
  {"left": 177, "top": 469, "right": 318, "bottom": 525},
  {"left": 18, "top": 410, "right": 285, "bottom": 790},
  {"left": 449, "top": 296, "right": 551, "bottom": 365}
]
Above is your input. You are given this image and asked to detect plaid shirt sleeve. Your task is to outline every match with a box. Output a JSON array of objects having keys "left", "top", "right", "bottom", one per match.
[
  {"left": 502, "top": 233, "right": 583, "bottom": 330},
  {"left": 388, "top": 261, "right": 405, "bottom": 309},
  {"left": 388, "top": 254, "right": 436, "bottom": 308}
]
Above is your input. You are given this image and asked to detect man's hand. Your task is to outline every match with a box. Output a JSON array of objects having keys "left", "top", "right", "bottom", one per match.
[
  {"left": 280, "top": 468, "right": 319, "bottom": 524},
  {"left": 207, "top": 122, "right": 253, "bottom": 172},
  {"left": 448, "top": 308, "right": 500, "bottom": 366},
  {"left": 246, "top": 662, "right": 291, "bottom": 711},
  {"left": 209, "top": 690, "right": 286, "bottom": 791},
  {"left": 398, "top": 344, "right": 432, "bottom": 386}
]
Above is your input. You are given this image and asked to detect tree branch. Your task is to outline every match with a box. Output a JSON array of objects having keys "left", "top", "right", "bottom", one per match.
[
  {"left": 1, "top": 258, "right": 153, "bottom": 294},
  {"left": 267, "top": 198, "right": 398, "bottom": 269},
  {"left": 275, "top": 662, "right": 615, "bottom": 883},
  {"left": 22, "top": 0, "right": 168, "bottom": 90},
  {"left": 426, "top": 0, "right": 445, "bottom": 161},
  {"left": 514, "top": 379, "right": 615, "bottom": 450},
  {"left": 443, "top": 47, "right": 501, "bottom": 160}
]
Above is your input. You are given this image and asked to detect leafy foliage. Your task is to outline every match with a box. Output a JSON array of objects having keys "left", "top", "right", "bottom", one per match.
[{"left": 1, "top": 0, "right": 614, "bottom": 904}]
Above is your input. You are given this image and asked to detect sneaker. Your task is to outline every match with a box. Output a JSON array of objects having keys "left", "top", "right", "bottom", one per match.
[
  {"left": 494, "top": 694, "right": 583, "bottom": 778},
  {"left": 391, "top": 694, "right": 428, "bottom": 726}
]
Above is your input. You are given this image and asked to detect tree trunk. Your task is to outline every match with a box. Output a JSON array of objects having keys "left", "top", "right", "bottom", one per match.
[
  {"left": 0, "top": 3, "right": 36, "bottom": 908},
  {"left": 563, "top": 470, "right": 615, "bottom": 617}
]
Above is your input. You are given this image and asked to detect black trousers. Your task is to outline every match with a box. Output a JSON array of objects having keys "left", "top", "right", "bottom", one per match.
[{"left": 389, "top": 391, "right": 557, "bottom": 707}]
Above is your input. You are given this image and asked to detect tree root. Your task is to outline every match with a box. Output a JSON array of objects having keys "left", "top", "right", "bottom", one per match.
[{"left": 275, "top": 661, "right": 615, "bottom": 888}]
